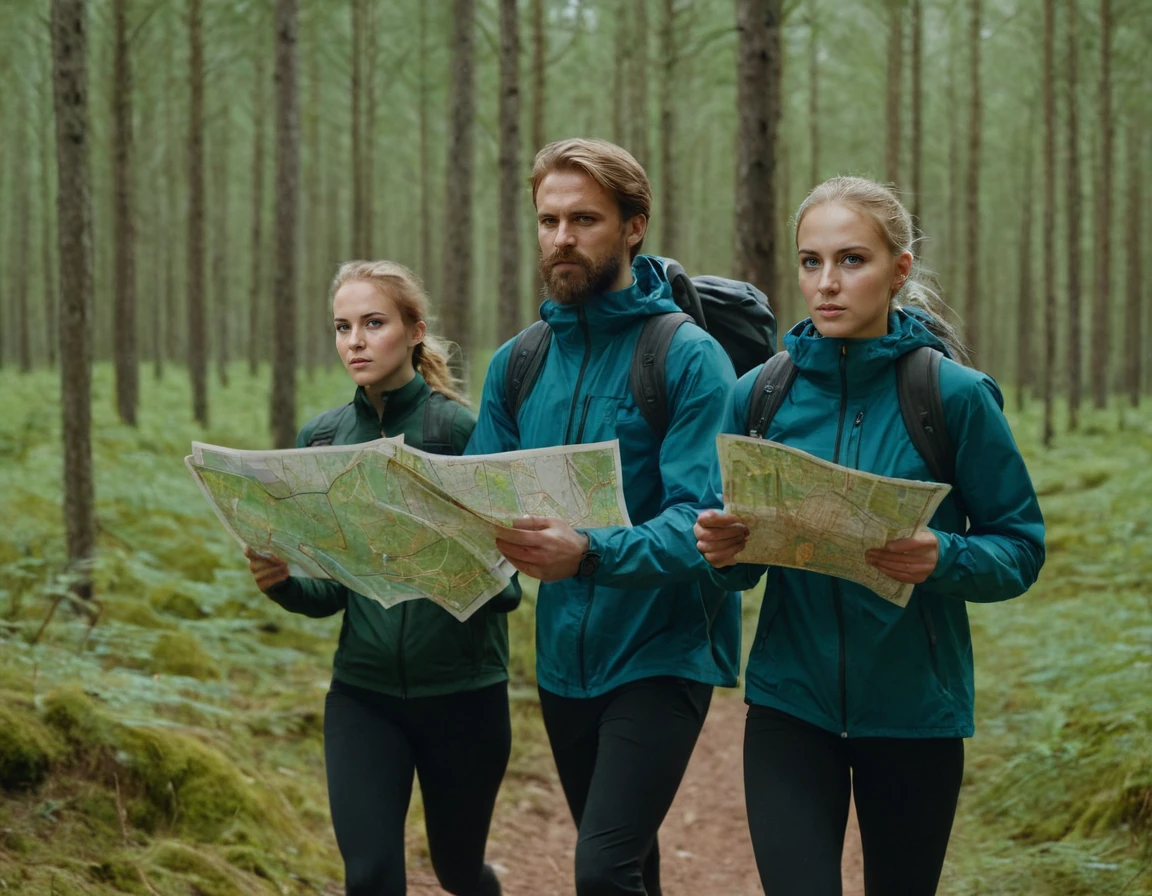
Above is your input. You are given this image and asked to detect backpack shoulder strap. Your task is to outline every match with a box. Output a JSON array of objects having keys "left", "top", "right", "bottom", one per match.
[
  {"left": 421, "top": 390, "right": 459, "bottom": 456},
  {"left": 746, "top": 351, "right": 798, "bottom": 438},
  {"left": 505, "top": 320, "right": 552, "bottom": 423},
  {"left": 630, "top": 312, "right": 693, "bottom": 439},
  {"left": 895, "top": 346, "right": 953, "bottom": 484},
  {"left": 304, "top": 404, "right": 354, "bottom": 447}
]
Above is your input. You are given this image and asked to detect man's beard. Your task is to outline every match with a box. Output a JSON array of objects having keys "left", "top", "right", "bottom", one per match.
[{"left": 539, "top": 248, "right": 622, "bottom": 304}]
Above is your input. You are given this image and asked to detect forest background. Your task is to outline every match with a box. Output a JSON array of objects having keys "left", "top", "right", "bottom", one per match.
[{"left": 0, "top": 0, "right": 1149, "bottom": 893}]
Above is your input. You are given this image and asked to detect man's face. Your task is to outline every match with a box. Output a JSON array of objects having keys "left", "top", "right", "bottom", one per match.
[{"left": 535, "top": 169, "right": 644, "bottom": 304}]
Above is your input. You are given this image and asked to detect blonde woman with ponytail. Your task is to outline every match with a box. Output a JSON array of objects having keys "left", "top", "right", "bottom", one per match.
[
  {"left": 695, "top": 177, "right": 1045, "bottom": 895},
  {"left": 245, "top": 261, "right": 516, "bottom": 896}
]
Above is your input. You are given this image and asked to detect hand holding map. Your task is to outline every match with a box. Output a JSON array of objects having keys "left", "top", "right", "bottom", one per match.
[
  {"left": 717, "top": 435, "right": 951, "bottom": 607},
  {"left": 186, "top": 438, "right": 631, "bottom": 620}
]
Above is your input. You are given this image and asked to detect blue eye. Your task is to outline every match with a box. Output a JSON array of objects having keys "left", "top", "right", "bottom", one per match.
[
  {"left": 843, "top": 254, "right": 863, "bottom": 265},
  {"left": 800, "top": 257, "right": 819, "bottom": 269},
  {"left": 335, "top": 323, "right": 349, "bottom": 333}
]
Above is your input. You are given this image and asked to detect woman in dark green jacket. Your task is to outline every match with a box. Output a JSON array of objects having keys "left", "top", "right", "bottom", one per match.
[
  {"left": 696, "top": 178, "right": 1045, "bottom": 896},
  {"left": 246, "top": 260, "right": 516, "bottom": 896}
]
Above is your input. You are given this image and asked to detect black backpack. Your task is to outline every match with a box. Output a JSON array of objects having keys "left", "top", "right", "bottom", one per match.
[
  {"left": 305, "top": 390, "right": 460, "bottom": 455},
  {"left": 504, "top": 258, "right": 778, "bottom": 438},
  {"left": 745, "top": 346, "right": 957, "bottom": 488}
]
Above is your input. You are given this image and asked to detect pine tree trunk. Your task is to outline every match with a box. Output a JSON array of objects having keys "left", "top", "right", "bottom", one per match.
[
  {"left": 531, "top": 0, "right": 546, "bottom": 301},
  {"left": 964, "top": 0, "right": 981, "bottom": 359},
  {"left": 497, "top": 0, "right": 522, "bottom": 344},
  {"left": 418, "top": 0, "right": 432, "bottom": 285},
  {"left": 733, "top": 0, "right": 781, "bottom": 296},
  {"left": 248, "top": 47, "right": 267, "bottom": 376},
  {"left": 305, "top": 35, "right": 324, "bottom": 374},
  {"left": 40, "top": 74, "right": 59, "bottom": 370},
  {"left": 910, "top": 0, "right": 923, "bottom": 226},
  {"left": 164, "top": 12, "right": 181, "bottom": 368},
  {"left": 658, "top": 0, "right": 677, "bottom": 258},
  {"left": 440, "top": 0, "right": 477, "bottom": 359},
  {"left": 1016, "top": 127, "right": 1035, "bottom": 412},
  {"left": 630, "top": 0, "right": 650, "bottom": 167},
  {"left": 613, "top": 0, "right": 627, "bottom": 145},
  {"left": 13, "top": 103, "right": 33, "bottom": 373},
  {"left": 945, "top": 37, "right": 961, "bottom": 322},
  {"left": 211, "top": 112, "right": 231, "bottom": 387},
  {"left": 885, "top": 0, "right": 903, "bottom": 186},
  {"left": 363, "top": 0, "right": 376, "bottom": 255},
  {"left": 187, "top": 0, "right": 208, "bottom": 426},
  {"left": 1090, "top": 0, "right": 1111, "bottom": 409},
  {"left": 808, "top": 4, "right": 819, "bottom": 187},
  {"left": 1041, "top": 0, "right": 1056, "bottom": 447},
  {"left": 350, "top": 0, "right": 366, "bottom": 257},
  {"left": 52, "top": 0, "right": 96, "bottom": 596},
  {"left": 270, "top": 0, "right": 300, "bottom": 449},
  {"left": 1125, "top": 124, "right": 1141, "bottom": 407},
  {"left": 1065, "top": 0, "right": 1082, "bottom": 430},
  {"left": 111, "top": 0, "right": 137, "bottom": 420}
]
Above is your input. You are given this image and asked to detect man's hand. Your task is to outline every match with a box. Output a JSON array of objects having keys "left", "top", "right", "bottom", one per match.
[
  {"left": 495, "top": 516, "right": 590, "bottom": 582},
  {"left": 865, "top": 530, "right": 939, "bottom": 584},
  {"left": 694, "top": 509, "right": 750, "bottom": 568},
  {"left": 244, "top": 545, "right": 290, "bottom": 592}
]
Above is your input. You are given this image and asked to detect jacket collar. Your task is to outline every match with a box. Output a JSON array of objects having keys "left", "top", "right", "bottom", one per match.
[
  {"left": 352, "top": 371, "right": 430, "bottom": 424},
  {"left": 784, "top": 309, "right": 946, "bottom": 394},
  {"left": 537, "top": 255, "right": 680, "bottom": 348}
]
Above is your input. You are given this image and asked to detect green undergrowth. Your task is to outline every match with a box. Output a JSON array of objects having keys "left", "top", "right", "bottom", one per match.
[{"left": 1, "top": 366, "right": 1150, "bottom": 893}]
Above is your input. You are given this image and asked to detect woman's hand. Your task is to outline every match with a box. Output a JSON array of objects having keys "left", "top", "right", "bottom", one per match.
[
  {"left": 244, "top": 545, "right": 290, "bottom": 592},
  {"left": 865, "top": 530, "right": 939, "bottom": 584},
  {"left": 694, "top": 510, "right": 750, "bottom": 568}
]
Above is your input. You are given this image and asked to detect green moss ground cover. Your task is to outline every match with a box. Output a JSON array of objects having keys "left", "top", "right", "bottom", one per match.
[{"left": 0, "top": 365, "right": 1148, "bottom": 894}]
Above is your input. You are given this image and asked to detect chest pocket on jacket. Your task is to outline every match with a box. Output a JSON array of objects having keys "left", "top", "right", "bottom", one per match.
[{"left": 569, "top": 394, "right": 623, "bottom": 444}]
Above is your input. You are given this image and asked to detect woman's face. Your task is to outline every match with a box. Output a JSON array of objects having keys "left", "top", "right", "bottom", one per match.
[
  {"left": 332, "top": 280, "right": 425, "bottom": 394},
  {"left": 796, "top": 202, "right": 912, "bottom": 340}
]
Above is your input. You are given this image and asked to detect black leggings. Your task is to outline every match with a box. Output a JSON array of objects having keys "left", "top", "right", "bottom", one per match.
[
  {"left": 539, "top": 677, "right": 713, "bottom": 896},
  {"left": 324, "top": 678, "right": 511, "bottom": 896},
  {"left": 744, "top": 704, "right": 964, "bottom": 896}
]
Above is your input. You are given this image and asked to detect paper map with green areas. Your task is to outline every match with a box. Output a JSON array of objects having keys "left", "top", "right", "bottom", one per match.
[
  {"left": 717, "top": 435, "right": 951, "bottom": 607},
  {"left": 186, "top": 438, "right": 631, "bottom": 620}
]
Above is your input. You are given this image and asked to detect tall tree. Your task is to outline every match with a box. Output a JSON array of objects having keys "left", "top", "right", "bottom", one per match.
[
  {"left": 910, "top": 0, "right": 923, "bottom": 225},
  {"left": 531, "top": 0, "right": 545, "bottom": 153},
  {"left": 629, "top": 0, "right": 651, "bottom": 167},
  {"left": 885, "top": 0, "right": 903, "bottom": 185},
  {"left": 1015, "top": 126, "right": 1035, "bottom": 412},
  {"left": 163, "top": 9, "right": 181, "bottom": 368},
  {"left": 658, "top": 0, "right": 678, "bottom": 257},
  {"left": 350, "top": 0, "right": 367, "bottom": 257},
  {"left": 211, "top": 109, "right": 231, "bottom": 387},
  {"left": 1041, "top": 0, "right": 1056, "bottom": 446},
  {"left": 1124, "top": 124, "right": 1141, "bottom": 407},
  {"left": 270, "top": 0, "right": 300, "bottom": 449},
  {"left": 612, "top": 0, "right": 627, "bottom": 145},
  {"left": 362, "top": 0, "right": 376, "bottom": 255},
  {"left": 40, "top": 67, "right": 58, "bottom": 370},
  {"left": 440, "top": 0, "right": 477, "bottom": 359},
  {"left": 1090, "top": 0, "right": 1112, "bottom": 409},
  {"left": 52, "top": 0, "right": 96, "bottom": 596},
  {"left": 807, "top": 1, "right": 819, "bottom": 187},
  {"left": 10, "top": 102, "right": 32, "bottom": 373},
  {"left": 733, "top": 0, "right": 781, "bottom": 296},
  {"left": 112, "top": 0, "right": 138, "bottom": 423},
  {"left": 187, "top": 0, "right": 208, "bottom": 426},
  {"left": 964, "top": 0, "right": 982, "bottom": 358},
  {"left": 418, "top": 0, "right": 432, "bottom": 282},
  {"left": 1065, "top": 0, "right": 1082, "bottom": 430},
  {"left": 497, "top": 0, "right": 522, "bottom": 344},
  {"left": 248, "top": 42, "right": 268, "bottom": 376}
]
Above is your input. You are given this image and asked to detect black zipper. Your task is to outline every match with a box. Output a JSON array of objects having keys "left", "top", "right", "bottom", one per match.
[
  {"left": 852, "top": 411, "right": 864, "bottom": 468},
  {"left": 833, "top": 344, "right": 849, "bottom": 738},
  {"left": 564, "top": 308, "right": 593, "bottom": 445},
  {"left": 398, "top": 602, "right": 408, "bottom": 698},
  {"left": 574, "top": 395, "right": 593, "bottom": 443}
]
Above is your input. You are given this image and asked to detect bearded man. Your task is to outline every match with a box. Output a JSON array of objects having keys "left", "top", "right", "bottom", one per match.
[{"left": 466, "top": 138, "right": 745, "bottom": 896}]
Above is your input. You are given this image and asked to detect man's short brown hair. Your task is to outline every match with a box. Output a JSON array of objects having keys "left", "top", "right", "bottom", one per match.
[{"left": 530, "top": 139, "right": 653, "bottom": 258}]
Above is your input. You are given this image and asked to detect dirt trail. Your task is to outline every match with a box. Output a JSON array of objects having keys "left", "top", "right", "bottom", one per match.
[{"left": 410, "top": 693, "right": 863, "bottom": 895}]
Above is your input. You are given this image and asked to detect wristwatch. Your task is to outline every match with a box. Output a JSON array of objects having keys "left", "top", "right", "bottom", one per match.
[{"left": 576, "top": 550, "right": 601, "bottom": 578}]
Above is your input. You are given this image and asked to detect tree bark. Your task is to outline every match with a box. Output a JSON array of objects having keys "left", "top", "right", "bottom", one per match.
[
  {"left": 440, "top": 0, "right": 477, "bottom": 359},
  {"left": 630, "top": 0, "right": 650, "bottom": 167},
  {"left": 270, "top": 0, "right": 300, "bottom": 449},
  {"left": 52, "top": 0, "right": 96, "bottom": 594},
  {"left": 658, "top": 0, "right": 677, "bottom": 258},
  {"left": 1065, "top": 0, "right": 1082, "bottom": 430},
  {"left": 187, "top": 0, "right": 208, "bottom": 426},
  {"left": 1041, "top": 0, "right": 1056, "bottom": 447},
  {"left": 733, "top": 0, "right": 781, "bottom": 297},
  {"left": 305, "top": 32, "right": 324, "bottom": 374},
  {"left": 40, "top": 69, "right": 59, "bottom": 370},
  {"left": 1124, "top": 124, "right": 1141, "bottom": 407},
  {"left": 613, "top": 0, "right": 627, "bottom": 145},
  {"left": 112, "top": 0, "right": 137, "bottom": 419},
  {"left": 910, "top": 0, "right": 923, "bottom": 226},
  {"left": 885, "top": 0, "right": 903, "bottom": 186},
  {"left": 1090, "top": 0, "right": 1112, "bottom": 409},
  {"left": 11, "top": 102, "right": 33, "bottom": 373},
  {"left": 964, "top": 0, "right": 981, "bottom": 359},
  {"left": 807, "top": 3, "right": 819, "bottom": 188},
  {"left": 363, "top": 0, "right": 376, "bottom": 255},
  {"left": 418, "top": 0, "right": 432, "bottom": 283},
  {"left": 350, "top": 0, "right": 367, "bottom": 257},
  {"left": 248, "top": 45, "right": 268, "bottom": 376},
  {"left": 1016, "top": 126, "right": 1035, "bottom": 412},
  {"left": 211, "top": 110, "right": 231, "bottom": 387},
  {"left": 497, "top": 0, "right": 522, "bottom": 344},
  {"left": 164, "top": 11, "right": 181, "bottom": 368}
]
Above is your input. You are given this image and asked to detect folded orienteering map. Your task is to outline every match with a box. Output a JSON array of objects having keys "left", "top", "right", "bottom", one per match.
[
  {"left": 186, "top": 439, "right": 631, "bottom": 620},
  {"left": 717, "top": 435, "right": 951, "bottom": 607}
]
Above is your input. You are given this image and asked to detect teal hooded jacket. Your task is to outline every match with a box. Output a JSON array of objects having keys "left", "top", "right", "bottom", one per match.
[
  {"left": 466, "top": 255, "right": 742, "bottom": 698},
  {"left": 718, "top": 311, "right": 1045, "bottom": 738}
]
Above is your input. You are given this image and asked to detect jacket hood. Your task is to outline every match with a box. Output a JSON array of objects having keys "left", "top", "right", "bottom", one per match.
[
  {"left": 784, "top": 309, "right": 947, "bottom": 394},
  {"left": 539, "top": 255, "right": 678, "bottom": 347}
]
